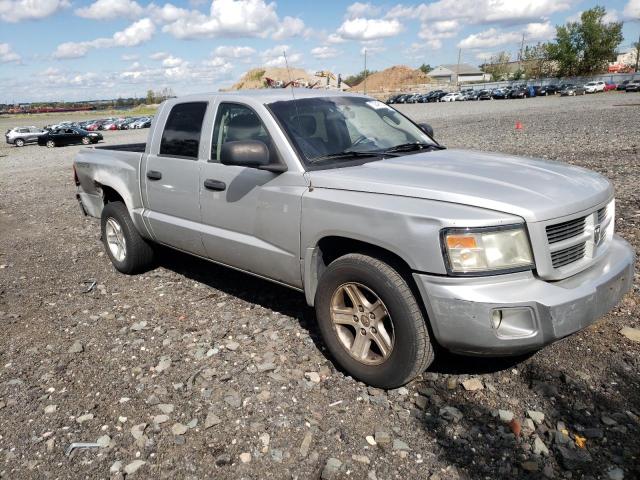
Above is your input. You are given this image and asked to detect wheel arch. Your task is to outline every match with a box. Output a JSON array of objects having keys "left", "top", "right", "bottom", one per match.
[{"left": 303, "top": 235, "right": 416, "bottom": 307}]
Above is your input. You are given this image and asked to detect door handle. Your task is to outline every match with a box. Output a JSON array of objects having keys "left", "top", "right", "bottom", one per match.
[
  {"left": 203, "top": 179, "right": 226, "bottom": 191},
  {"left": 147, "top": 170, "right": 162, "bottom": 180}
]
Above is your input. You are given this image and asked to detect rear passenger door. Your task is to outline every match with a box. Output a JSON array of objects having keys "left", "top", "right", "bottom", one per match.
[{"left": 142, "top": 101, "right": 208, "bottom": 256}]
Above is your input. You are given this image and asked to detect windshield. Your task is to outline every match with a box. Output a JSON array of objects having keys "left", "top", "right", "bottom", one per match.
[{"left": 267, "top": 96, "right": 437, "bottom": 166}]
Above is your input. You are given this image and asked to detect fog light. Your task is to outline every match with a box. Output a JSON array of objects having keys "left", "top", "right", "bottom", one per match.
[
  {"left": 491, "top": 307, "right": 537, "bottom": 339},
  {"left": 490, "top": 309, "right": 503, "bottom": 329}
]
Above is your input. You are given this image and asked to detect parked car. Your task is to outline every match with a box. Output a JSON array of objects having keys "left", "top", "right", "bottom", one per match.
[
  {"left": 508, "top": 86, "right": 528, "bottom": 99},
  {"left": 73, "top": 90, "right": 634, "bottom": 388},
  {"left": 491, "top": 88, "right": 509, "bottom": 99},
  {"left": 616, "top": 80, "right": 630, "bottom": 91},
  {"left": 429, "top": 91, "right": 449, "bottom": 102},
  {"left": 440, "top": 92, "right": 463, "bottom": 102},
  {"left": 584, "top": 81, "right": 606, "bottom": 93},
  {"left": 560, "top": 84, "right": 586, "bottom": 96},
  {"left": 603, "top": 82, "right": 617, "bottom": 91},
  {"left": 131, "top": 117, "right": 152, "bottom": 128},
  {"left": 545, "top": 85, "right": 562, "bottom": 95},
  {"left": 38, "top": 127, "right": 102, "bottom": 147},
  {"left": 477, "top": 89, "right": 493, "bottom": 100},
  {"left": 463, "top": 90, "right": 480, "bottom": 101},
  {"left": 5, "top": 126, "right": 47, "bottom": 146},
  {"left": 625, "top": 80, "right": 640, "bottom": 92}
]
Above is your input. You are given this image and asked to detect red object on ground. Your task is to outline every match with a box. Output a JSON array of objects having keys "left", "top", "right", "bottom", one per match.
[{"left": 515, "top": 121, "right": 523, "bottom": 130}]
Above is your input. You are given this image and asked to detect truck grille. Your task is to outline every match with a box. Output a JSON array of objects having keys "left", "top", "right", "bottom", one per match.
[
  {"left": 545, "top": 216, "right": 586, "bottom": 244},
  {"left": 551, "top": 242, "right": 586, "bottom": 268},
  {"left": 597, "top": 205, "right": 608, "bottom": 224}
]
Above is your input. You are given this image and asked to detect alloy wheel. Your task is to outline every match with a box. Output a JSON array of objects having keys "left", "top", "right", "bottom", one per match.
[
  {"left": 330, "top": 282, "right": 395, "bottom": 365},
  {"left": 105, "top": 217, "right": 127, "bottom": 262}
]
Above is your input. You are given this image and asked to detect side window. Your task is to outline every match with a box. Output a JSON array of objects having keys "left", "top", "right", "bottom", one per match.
[
  {"left": 18, "top": 128, "right": 29, "bottom": 133},
  {"left": 160, "top": 102, "right": 207, "bottom": 159},
  {"left": 211, "top": 103, "right": 273, "bottom": 162}
]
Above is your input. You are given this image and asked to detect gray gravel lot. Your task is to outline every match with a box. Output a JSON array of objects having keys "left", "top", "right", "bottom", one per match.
[{"left": 0, "top": 93, "right": 639, "bottom": 480}]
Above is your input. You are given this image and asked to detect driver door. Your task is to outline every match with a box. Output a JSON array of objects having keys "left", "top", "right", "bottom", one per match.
[{"left": 199, "top": 102, "right": 304, "bottom": 287}]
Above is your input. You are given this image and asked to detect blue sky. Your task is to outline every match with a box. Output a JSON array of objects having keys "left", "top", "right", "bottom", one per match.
[{"left": 0, "top": 0, "right": 638, "bottom": 102}]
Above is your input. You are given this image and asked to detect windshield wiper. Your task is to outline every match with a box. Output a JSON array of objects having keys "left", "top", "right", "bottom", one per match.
[
  {"left": 384, "top": 143, "right": 445, "bottom": 154},
  {"left": 308, "top": 150, "right": 383, "bottom": 164}
]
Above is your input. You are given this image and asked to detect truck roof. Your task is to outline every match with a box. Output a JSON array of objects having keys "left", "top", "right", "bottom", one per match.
[{"left": 173, "top": 88, "right": 366, "bottom": 104}]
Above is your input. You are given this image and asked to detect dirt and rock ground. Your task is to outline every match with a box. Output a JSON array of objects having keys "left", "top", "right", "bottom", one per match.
[{"left": 0, "top": 92, "right": 639, "bottom": 480}]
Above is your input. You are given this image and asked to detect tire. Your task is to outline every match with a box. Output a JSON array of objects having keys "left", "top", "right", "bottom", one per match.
[
  {"left": 100, "top": 201, "right": 154, "bottom": 274},
  {"left": 81, "top": 137, "right": 90, "bottom": 145},
  {"left": 14, "top": 138, "right": 25, "bottom": 147},
  {"left": 314, "top": 253, "right": 434, "bottom": 388},
  {"left": 46, "top": 140, "right": 55, "bottom": 148}
]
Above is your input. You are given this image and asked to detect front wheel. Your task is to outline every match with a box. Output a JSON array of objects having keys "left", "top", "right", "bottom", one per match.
[
  {"left": 14, "top": 138, "right": 24, "bottom": 147},
  {"left": 46, "top": 140, "right": 55, "bottom": 148},
  {"left": 100, "top": 201, "right": 155, "bottom": 274},
  {"left": 314, "top": 253, "right": 434, "bottom": 388},
  {"left": 81, "top": 137, "right": 90, "bottom": 145}
]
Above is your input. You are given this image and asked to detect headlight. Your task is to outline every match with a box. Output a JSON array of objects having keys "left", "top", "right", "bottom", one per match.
[{"left": 441, "top": 225, "right": 534, "bottom": 275}]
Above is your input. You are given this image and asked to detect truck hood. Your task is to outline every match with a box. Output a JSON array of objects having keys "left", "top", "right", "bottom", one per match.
[{"left": 308, "top": 149, "right": 612, "bottom": 222}]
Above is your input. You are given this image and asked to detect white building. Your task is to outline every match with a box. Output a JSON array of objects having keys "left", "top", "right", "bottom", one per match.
[{"left": 427, "top": 64, "right": 491, "bottom": 83}]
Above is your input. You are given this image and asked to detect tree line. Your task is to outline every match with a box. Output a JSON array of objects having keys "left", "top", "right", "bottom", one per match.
[{"left": 483, "top": 7, "right": 638, "bottom": 81}]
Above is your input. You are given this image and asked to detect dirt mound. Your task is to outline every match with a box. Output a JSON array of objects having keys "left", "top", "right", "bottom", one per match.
[
  {"left": 230, "top": 67, "right": 346, "bottom": 90},
  {"left": 350, "top": 65, "right": 431, "bottom": 92}
]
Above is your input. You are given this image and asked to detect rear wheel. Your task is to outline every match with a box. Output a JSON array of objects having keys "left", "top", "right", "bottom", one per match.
[
  {"left": 46, "top": 140, "right": 55, "bottom": 148},
  {"left": 101, "top": 201, "right": 154, "bottom": 274},
  {"left": 14, "top": 138, "right": 24, "bottom": 147},
  {"left": 315, "top": 253, "right": 434, "bottom": 388}
]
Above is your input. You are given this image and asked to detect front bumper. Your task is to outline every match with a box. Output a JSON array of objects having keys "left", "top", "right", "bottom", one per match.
[{"left": 414, "top": 235, "right": 635, "bottom": 355}]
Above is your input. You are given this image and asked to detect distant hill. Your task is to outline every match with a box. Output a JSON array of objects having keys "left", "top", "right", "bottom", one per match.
[{"left": 349, "top": 65, "right": 431, "bottom": 92}]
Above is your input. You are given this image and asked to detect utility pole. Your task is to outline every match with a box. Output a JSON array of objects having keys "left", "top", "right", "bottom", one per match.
[
  {"left": 456, "top": 48, "right": 461, "bottom": 88},
  {"left": 363, "top": 49, "right": 367, "bottom": 95},
  {"left": 635, "top": 34, "right": 640, "bottom": 73},
  {"left": 519, "top": 33, "right": 526, "bottom": 75}
]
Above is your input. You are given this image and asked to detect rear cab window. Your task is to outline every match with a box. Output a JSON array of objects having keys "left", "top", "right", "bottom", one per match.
[{"left": 160, "top": 102, "right": 208, "bottom": 159}]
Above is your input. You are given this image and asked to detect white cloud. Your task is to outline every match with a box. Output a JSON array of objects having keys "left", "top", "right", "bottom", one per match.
[
  {"left": 147, "top": 2, "right": 191, "bottom": 22},
  {"left": 53, "top": 18, "right": 155, "bottom": 59},
  {"left": 418, "top": 20, "right": 459, "bottom": 49},
  {"left": 261, "top": 44, "right": 302, "bottom": 67},
  {"left": 121, "top": 53, "right": 140, "bottom": 61},
  {"left": 414, "top": 0, "right": 572, "bottom": 25},
  {"left": 0, "top": 42, "right": 20, "bottom": 62},
  {"left": 624, "top": 0, "right": 640, "bottom": 19},
  {"left": 457, "top": 22, "right": 554, "bottom": 49},
  {"left": 162, "top": 55, "right": 185, "bottom": 67},
  {"left": 272, "top": 16, "right": 306, "bottom": 40},
  {"left": 346, "top": 2, "right": 381, "bottom": 19},
  {"left": 337, "top": 17, "right": 402, "bottom": 40},
  {"left": 0, "top": 0, "right": 69, "bottom": 23},
  {"left": 53, "top": 42, "right": 91, "bottom": 59},
  {"left": 524, "top": 22, "right": 555, "bottom": 41},
  {"left": 113, "top": 18, "right": 155, "bottom": 46},
  {"left": 158, "top": 0, "right": 304, "bottom": 40},
  {"left": 213, "top": 45, "right": 256, "bottom": 57},
  {"left": 150, "top": 51, "right": 170, "bottom": 60},
  {"left": 311, "top": 46, "right": 339, "bottom": 59},
  {"left": 76, "top": 0, "right": 143, "bottom": 20}
]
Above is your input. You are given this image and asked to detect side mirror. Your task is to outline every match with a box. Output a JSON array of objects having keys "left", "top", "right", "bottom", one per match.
[
  {"left": 221, "top": 140, "right": 270, "bottom": 168},
  {"left": 418, "top": 123, "right": 434, "bottom": 138}
]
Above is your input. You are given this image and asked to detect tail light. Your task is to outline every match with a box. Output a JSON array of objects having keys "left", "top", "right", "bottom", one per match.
[{"left": 73, "top": 164, "right": 80, "bottom": 186}]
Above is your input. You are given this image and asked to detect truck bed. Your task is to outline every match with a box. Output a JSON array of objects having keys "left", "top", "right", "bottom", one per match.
[{"left": 95, "top": 143, "right": 146, "bottom": 153}]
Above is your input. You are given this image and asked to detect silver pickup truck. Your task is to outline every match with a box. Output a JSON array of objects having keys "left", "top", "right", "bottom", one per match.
[{"left": 74, "top": 90, "right": 635, "bottom": 388}]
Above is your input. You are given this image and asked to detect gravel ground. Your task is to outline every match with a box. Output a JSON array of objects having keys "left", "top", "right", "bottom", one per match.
[{"left": 0, "top": 92, "right": 639, "bottom": 480}]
